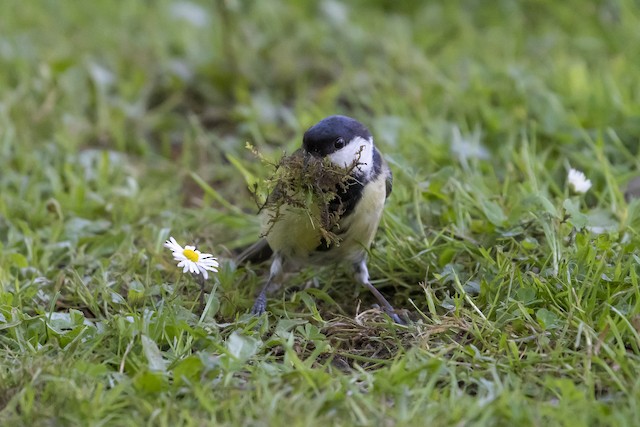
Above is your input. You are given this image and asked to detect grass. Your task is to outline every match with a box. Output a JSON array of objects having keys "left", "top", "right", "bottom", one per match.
[{"left": 2, "top": 0, "right": 640, "bottom": 425}]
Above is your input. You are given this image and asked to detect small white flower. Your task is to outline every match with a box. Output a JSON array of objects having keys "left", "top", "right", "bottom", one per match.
[
  {"left": 164, "top": 237, "right": 219, "bottom": 280},
  {"left": 568, "top": 168, "right": 592, "bottom": 194},
  {"left": 169, "top": 2, "right": 209, "bottom": 28}
]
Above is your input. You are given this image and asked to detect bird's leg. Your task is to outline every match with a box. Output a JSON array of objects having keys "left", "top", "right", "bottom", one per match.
[
  {"left": 251, "top": 254, "right": 284, "bottom": 315},
  {"left": 353, "top": 259, "right": 405, "bottom": 324}
]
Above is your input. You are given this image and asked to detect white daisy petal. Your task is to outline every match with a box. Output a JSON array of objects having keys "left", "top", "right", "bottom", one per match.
[
  {"left": 200, "top": 260, "right": 219, "bottom": 270},
  {"left": 568, "top": 168, "right": 592, "bottom": 194},
  {"left": 164, "top": 237, "right": 182, "bottom": 252}
]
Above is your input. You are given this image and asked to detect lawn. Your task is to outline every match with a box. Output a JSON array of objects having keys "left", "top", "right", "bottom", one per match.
[{"left": 2, "top": 0, "right": 640, "bottom": 425}]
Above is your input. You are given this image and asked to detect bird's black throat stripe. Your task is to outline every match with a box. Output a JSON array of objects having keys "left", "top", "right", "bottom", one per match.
[{"left": 315, "top": 147, "right": 384, "bottom": 252}]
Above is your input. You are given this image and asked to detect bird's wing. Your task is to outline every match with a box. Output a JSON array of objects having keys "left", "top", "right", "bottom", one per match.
[{"left": 385, "top": 165, "right": 393, "bottom": 199}]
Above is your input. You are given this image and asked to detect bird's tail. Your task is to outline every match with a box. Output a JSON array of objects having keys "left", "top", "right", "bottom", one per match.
[{"left": 236, "top": 238, "right": 273, "bottom": 265}]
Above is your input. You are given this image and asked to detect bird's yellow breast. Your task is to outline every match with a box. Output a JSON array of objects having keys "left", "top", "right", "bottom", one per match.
[{"left": 332, "top": 174, "right": 386, "bottom": 261}]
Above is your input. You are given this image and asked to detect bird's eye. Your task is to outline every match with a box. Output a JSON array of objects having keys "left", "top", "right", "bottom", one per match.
[{"left": 334, "top": 137, "right": 345, "bottom": 149}]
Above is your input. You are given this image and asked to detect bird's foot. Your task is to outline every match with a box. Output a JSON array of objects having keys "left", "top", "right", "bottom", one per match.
[
  {"left": 387, "top": 310, "right": 406, "bottom": 325},
  {"left": 250, "top": 293, "right": 267, "bottom": 316},
  {"left": 372, "top": 303, "right": 405, "bottom": 325}
]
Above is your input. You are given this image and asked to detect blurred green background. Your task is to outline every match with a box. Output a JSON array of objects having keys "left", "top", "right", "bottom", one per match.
[
  {"left": 3, "top": 0, "right": 640, "bottom": 425},
  {"left": 3, "top": 0, "right": 639, "bottom": 246}
]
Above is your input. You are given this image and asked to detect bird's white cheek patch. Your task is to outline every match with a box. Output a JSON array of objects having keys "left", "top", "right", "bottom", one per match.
[{"left": 328, "top": 136, "right": 374, "bottom": 172}]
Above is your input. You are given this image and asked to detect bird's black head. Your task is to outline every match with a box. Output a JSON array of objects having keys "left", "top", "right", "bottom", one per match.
[{"left": 302, "top": 115, "right": 372, "bottom": 158}]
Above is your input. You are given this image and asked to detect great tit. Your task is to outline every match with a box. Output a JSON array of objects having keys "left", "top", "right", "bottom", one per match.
[{"left": 239, "top": 115, "right": 403, "bottom": 324}]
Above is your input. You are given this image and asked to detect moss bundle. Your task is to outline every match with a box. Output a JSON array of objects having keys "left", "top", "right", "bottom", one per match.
[{"left": 250, "top": 145, "right": 363, "bottom": 246}]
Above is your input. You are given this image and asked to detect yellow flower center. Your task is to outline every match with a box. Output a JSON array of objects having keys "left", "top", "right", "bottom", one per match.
[{"left": 183, "top": 249, "right": 199, "bottom": 262}]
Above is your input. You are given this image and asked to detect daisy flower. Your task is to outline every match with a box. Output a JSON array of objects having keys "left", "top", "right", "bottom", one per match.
[
  {"left": 164, "top": 237, "right": 219, "bottom": 280},
  {"left": 568, "top": 168, "right": 592, "bottom": 194}
]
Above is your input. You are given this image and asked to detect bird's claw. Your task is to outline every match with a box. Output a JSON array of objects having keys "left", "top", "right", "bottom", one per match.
[
  {"left": 388, "top": 311, "right": 406, "bottom": 325},
  {"left": 250, "top": 294, "right": 267, "bottom": 316}
]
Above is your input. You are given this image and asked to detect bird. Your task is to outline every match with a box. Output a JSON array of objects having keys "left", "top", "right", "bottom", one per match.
[{"left": 238, "top": 115, "right": 403, "bottom": 324}]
